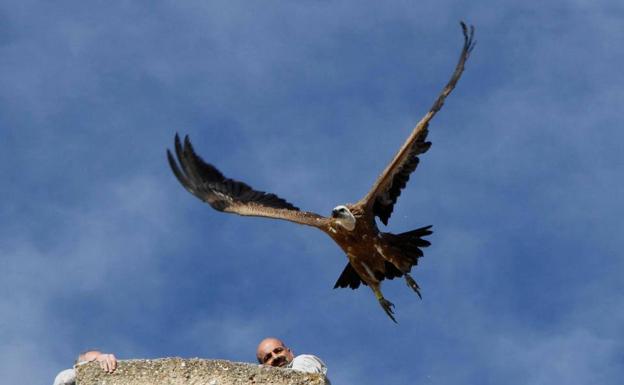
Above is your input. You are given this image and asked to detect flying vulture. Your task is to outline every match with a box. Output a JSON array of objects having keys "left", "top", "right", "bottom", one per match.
[{"left": 168, "top": 22, "right": 475, "bottom": 322}]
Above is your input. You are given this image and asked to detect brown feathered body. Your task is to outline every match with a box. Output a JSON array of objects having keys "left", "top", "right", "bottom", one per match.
[{"left": 322, "top": 204, "right": 432, "bottom": 292}]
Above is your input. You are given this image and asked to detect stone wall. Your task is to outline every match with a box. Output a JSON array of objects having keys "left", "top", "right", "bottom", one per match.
[{"left": 76, "top": 358, "right": 329, "bottom": 385}]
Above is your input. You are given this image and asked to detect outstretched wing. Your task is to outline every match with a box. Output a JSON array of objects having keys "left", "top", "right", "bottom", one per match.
[
  {"left": 167, "top": 134, "right": 327, "bottom": 228},
  {"left": 358, "top": 22, "right": 476, "bottom": 225}
]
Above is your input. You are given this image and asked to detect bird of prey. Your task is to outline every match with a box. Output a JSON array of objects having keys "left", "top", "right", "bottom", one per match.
[{"left": 168, "top": 22, "right": 475, "bottom": 322}]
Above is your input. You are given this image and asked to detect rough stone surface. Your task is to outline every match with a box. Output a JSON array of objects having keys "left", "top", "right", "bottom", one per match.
[{"left": 76, "top": 358, "right": 329, "bottom": 385}]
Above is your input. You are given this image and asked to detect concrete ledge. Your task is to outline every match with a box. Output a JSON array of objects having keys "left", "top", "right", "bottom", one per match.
[{"left": 76, "top": 358, "right": 329, "bottom": 385}]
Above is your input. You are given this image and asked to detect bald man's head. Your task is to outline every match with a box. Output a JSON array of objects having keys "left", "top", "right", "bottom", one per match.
[{"left": 256, "top": 337, "right": 294, "bottom": 367}]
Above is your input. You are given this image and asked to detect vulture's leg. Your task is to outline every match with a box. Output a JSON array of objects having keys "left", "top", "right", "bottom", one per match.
[
  {"left": 371, "top": 284, "right": 397, "bottom": 323},
  {"left": 404, "top": 273, "right": 422, "bottom": 299}
]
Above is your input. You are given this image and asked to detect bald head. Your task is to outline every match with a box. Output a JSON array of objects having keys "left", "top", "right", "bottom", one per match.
[{"left": 256, "top": 337, "right": 294, "bottom": 367}]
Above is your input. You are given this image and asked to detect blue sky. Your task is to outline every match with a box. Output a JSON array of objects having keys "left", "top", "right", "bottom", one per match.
[{"left": 1, "top": 1, "right": 623, "bottom": 384}]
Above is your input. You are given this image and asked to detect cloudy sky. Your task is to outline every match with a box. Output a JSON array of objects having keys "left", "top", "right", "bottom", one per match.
[{"left": 1, "top": 1, "right": 623, "bottom": 384}]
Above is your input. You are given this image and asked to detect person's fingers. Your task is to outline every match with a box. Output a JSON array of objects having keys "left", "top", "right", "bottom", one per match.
[
  {"left": 94, "top": 354, "right": 118, "bottom": 373},
  {"left": 109, "top": 354, "right": 117, "bottom": 372},
  {"left": 99, "top": 358, "right": 107, "bottom": 371}
]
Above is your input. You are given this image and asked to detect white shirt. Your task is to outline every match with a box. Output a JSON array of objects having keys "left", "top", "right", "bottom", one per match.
[
  {"left": 52, "top": 368, "right": 76, "bottom": 385},
  {"left": 289, "top": 354, "right": 328, "bottom": 375}
]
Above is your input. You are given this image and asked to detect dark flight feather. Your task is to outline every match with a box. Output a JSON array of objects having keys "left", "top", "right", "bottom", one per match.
[
  {"left": 333, "top": 261, "right": 407, "bottom": 290},
  {"left": 373, "top": 133, "right": 432, "bottom": 225},
  {"left": 168, "top": 134, "right": 299, "bottom": 212},
  {"left": 333, "top": 263, "right": 365, "bottom": 289}
]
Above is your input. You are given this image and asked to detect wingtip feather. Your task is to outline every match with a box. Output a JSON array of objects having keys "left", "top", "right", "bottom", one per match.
[{"left": 167, "top": 146, "right": 194, "bottom": 194}]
